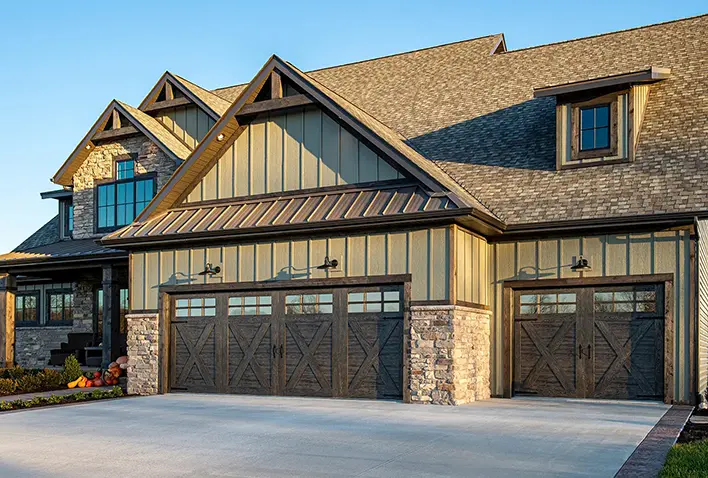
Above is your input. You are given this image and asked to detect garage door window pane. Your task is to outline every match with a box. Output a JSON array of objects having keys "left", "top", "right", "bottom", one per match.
[
  {"left": 176, "top": 297, "right": 215, "bottom": 317},
  {"left": 519, "top": 293, "right": 576, "bottom": 315},
  {"left": 349, "top": 289, "right": 401, "bottom": 314},
  {"left": 286, "top": 294, "right": 333, "bottom": 314},
  {"left": 229, "top": 296, "right": 272, "bottom": 316},
  {"left": 594, "top": 289, "right": 657, "bottom": 313},
  {"left": 520, "top": 295, "right": 537, "bottom": 304}
]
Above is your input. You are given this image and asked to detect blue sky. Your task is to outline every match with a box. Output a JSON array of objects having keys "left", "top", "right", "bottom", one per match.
[{"left": 0, "top": 1, "right": 705, "bottom": 253}]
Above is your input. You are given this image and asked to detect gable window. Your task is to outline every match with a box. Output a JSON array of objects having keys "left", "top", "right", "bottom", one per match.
[
  {"left": 15, "top": 293, "right": 39, "bottom": 327},
  {"left": 97, "top": 175, "right": 155, "bottom": 232},
  {"left": 63, "top": 201, "right": 74, "bottom": 237},
  {"left": 116, "top": 159, "right": 135, "bottom": 180},
  {"left": 47, "top": 290, "right": 73, "bottom": 325},
  {"left": 580, "top": 105, "right": 610, "bottom": 151}
]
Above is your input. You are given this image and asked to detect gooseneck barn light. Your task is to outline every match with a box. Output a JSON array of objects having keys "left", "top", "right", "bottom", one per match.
[
  {"left": 316, "top": 256, "right": 339, "bottom": 270},
  {"left": 198, "top": 263, "right": 222, "bottom": 276},
  {"left": 570, "top": 256, "right": 591, "bottom": 272}
]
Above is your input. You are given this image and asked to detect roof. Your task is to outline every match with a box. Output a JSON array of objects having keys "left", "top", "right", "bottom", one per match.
[
  {"left": 210, "top": 15, "right": 708, "bottom": 225},
  {"left": 53, "top": 100, "right": 192, "bottom": 186},
  {"left": 0, "top": 238, "right": 124, "bottom": 267},
  {"left": 171, "top": 73, "right": 231, "bottom": 116},
  {"left": 103, "top": 182, "right": 461, "bottom": 245},
  {"left": 13, "top": 216, "right": 60, "bottom": 252}
]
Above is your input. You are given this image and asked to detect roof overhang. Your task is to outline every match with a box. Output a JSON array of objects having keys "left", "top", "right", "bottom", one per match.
[
  {"left": 533, "top": 67, "right": 671, "bottom": 98},
  {"left": 138, "top": 71, "right": 230, "bottom": 119},
  {"left": 40, "top": 189, "right": 72, "bottom": 200}
]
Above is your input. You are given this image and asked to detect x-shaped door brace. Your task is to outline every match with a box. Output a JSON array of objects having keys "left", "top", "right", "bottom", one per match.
[
  {"left": 348, "top": 320, "right": 401, "bottom": 392},
  {"left": 520, "top": 320, "right": 575, "bottom": 392},
  {"left": 593, "top": 320, "right": 656, "bottom": 395},
  {"left": 174, "top": 323, "right": 216, "bottom": 387},
  {"left": 229, "top": 323, "right": 270, "bottom": 389},
  {"left": 285, "top": 321, "right": 332, "bottom": 391}
]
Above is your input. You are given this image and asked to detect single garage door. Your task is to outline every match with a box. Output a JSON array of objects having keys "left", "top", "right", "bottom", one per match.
[
  {"left": 170, "top": 285, "right": 404, "bottom": 399},
  {"left": 513, "top": 283, "right": 664, "bottom": 400}
]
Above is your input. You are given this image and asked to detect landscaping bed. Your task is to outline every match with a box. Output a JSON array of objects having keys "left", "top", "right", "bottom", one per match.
[
  {"left": 660, "top": 408, "right": 708, "bottom": 477},
  {"left": 0, "top": 386, "right": 124, "bottom": 412}
]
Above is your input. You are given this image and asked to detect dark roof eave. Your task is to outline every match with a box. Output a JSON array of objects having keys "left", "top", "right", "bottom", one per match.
[
  {"left": 40, "top": 189, "right": 73, "bottom": 200},
  {"left": 0, "top": 251, "right": 127, "bottom": 271},
  {"left": 533, "top": 66, "right": 671, "bottom": 98}
]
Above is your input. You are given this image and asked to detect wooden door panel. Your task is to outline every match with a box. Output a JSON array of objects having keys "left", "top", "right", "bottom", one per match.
[
  {"left": 283, "top": 318, "right": 334, "bottom": 397},
  {"left": 227, "top": 318, "right": 273, "bottom": 395},
  {"left": 171, "top": 320, "right": 218, "bottom": 393},
  {"left": 347, "top": 316, "right": 403, "bottom": 399}
]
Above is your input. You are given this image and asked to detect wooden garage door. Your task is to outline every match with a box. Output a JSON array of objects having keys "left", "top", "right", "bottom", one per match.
[
  {"left": 170, "top": 285, "right": 404, "bottom": 399},
  {"left": 513, "top": 284, "right": 664, "bottom": 400}
]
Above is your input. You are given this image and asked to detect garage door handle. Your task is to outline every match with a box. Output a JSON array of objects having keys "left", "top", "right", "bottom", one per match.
[
  {"left": 272, "top": 345, "right": 277, "bottom": 359},
  {"left": 578, "top": 344, "right": 583, "bottom": 359},
  {"left": 279, "top": 344, "right": 284, "bottom": 358}
]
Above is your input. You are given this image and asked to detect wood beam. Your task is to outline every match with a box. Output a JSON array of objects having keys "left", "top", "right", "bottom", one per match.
[
  {"left": 271, "top": 71, "right": 283, "bottom": 99},
  {"left": 235, "top": 94, "right": 313, "bottom": 118},
  {"left": 112, "top": 110, "right": 121, "bottom": 130},
  {"left": 102, "top": 265, "right": 121, "bottom": 367},
  {"left": 92, "top": 126, "right": 140, "bottom": 142},
  {"left": 0, "top": 274, "right": 17, "bottom": 368},
  {"left": 143, "top": 97, "right": 192, "bottom": 113},
  {"left": 165, "top": 82, "right": 174, "bottom": 101}
]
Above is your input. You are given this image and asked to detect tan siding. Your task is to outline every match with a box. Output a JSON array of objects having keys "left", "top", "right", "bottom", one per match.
[
  {"left": 145, "top": 252, "right": 160, "bottom": 310},
  {"left": 491, "top": 229, "right": 695, "bottom": 403},
  {"left": 184, "top": 106, "right": 405, "bottom": 203},
  {"left": 131, "top": 252, "right": 145, "bottom": 310},
  {"left": 156, "top": 105, "right": 212, "bottom": 148},
  {"left": 453, "top": 228, "right": 492, "bottom": 306},
  {"left": 697, "top": 220, "right": 708, "bottom": 396}
]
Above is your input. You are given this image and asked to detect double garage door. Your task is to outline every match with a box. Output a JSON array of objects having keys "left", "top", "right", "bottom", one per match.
[
  {"left": 169, "top": 285, "right": 404, "bottom": 399},
  {"left": 514, "top": 283, "right": 665, "bottom": 400}
]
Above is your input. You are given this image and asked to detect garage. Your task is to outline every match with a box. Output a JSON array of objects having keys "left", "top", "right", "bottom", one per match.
[
  {"left": 168, "top": 284, "right": 404, "bottom": 399},
  {"left": 513, "top": 283, "right": 666, "bottom": 400}
]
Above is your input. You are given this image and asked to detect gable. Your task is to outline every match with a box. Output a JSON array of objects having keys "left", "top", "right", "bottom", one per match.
[
  {"left": 155, "top": 105, "right": 216, "bottom": 150},
  {"left": 185, "top": 105, "right": 404, "bottom": 203}
]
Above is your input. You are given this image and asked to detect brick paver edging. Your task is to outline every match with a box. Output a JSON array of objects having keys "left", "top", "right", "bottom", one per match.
[{"left": 615, "top": 405, "right": 693, "bottom": 478}]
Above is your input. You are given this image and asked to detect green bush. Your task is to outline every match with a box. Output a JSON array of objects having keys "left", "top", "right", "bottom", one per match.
[
  {"left": 41, "top": 369, "right": 66, "bottom": 389},
  {"left": 62, "top": 355, "right": 82, "bottom": 383},
  {"left": 16, "top": 374, "right": 44, "bottom": 393},
  {"left": 0, "top": 386, "right": 125, "bottom": 412},
  {"left": 0, "top": 378, "right": 17, "bottom": 395}
]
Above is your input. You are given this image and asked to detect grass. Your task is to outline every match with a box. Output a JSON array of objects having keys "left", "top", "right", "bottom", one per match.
[{"left": 660, "top": 440, "right": 708, "bottom": 477}]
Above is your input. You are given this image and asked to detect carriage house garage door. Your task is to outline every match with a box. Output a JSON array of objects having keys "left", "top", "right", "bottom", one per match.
[
  {"left": 169, "top": 285, "right": 404, "bottom": 399},
  {"left": 513, "top": 283, "right": 666, "bottom": 401}
]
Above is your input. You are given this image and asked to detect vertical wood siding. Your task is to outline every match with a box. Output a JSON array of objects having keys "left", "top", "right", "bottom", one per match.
[
  {"left": 454, "top": 227, "right": 492, "bottom": 306},
  {"left": 17, "top": 282, "right": 73, "bottom": 324},
  {"left": 156, "top": 105, "right": 215, "bottom": 149},
  {"left": 185, "top": 107, "right": 403, "bottom": 203},
  {"left": 697, "top": 221, "right": 708, "bottom": 397},
  {"left": 130, "top": 227, "right": 448, "bottom": 309},
  {"left": 491, "top": 230, "right": 694, "bottom": 403}
]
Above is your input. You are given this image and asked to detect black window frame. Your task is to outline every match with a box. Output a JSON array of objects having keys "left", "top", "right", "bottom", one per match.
[
  {"left": 15, "top": 292, "right": 40, "bottom": 327},
  {"left": 115, "top": 158, "right": 135, "bottom": 180},
  {"left": 95, "top": 172, "right": 156, "bottom": 233},
  {"left": 62, "top": 199, "right": 74, "bottom": 238},
  {"left": 579, "top": 104, "right": 611, "bottom": 151},
  {"left": 46, "top": 289, "right": 74, "bottom": 326}
]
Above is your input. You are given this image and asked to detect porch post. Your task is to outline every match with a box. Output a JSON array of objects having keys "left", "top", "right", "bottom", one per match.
[
  {"left": 0, "top": 274, "right": 17, "bottom": 368},
  {"left": 102, "top": 265, "right": 121, "bottom": 367}
]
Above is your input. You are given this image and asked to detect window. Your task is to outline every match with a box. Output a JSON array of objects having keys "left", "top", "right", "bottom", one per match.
[
  {"left": 96, "top": 288, "right": 129, "bottom": 335},
  {"left": 175, "top": 297, "right": 216, "bottom": 317},
  {"left": 229, "top": 296, "right": 272, "bottom": 316},
  {"left": 47, "top": 291, "right": 73, "bottom": 325},
  {"left": 62, "top": 200, "right": 73, "bottom": 237},
  {"left": 285, "top": 294, "right": 333, "bottom": 314},
  {"left": 594, "top": 289, "right": 657, "bottom": 313},
  {"left": 580, "top": 105, "right": 610, "bottom": 151},
  {"left": 519, "top": 293, "right": 577, "bottom": 315},
  {"left": 96, "top": 176, "right": 155, "bottom": 231},
  {"left": 348, "top": 290, "right": 401, "bottom": 313},
  {"left": 116, "top": 159, "right": 135, "bottom": 180},
  {"left": 15, "top": 293, "right": 39, "bottom": 326}
]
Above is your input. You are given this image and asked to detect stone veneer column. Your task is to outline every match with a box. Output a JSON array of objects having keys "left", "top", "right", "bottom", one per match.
[
  {"left": 72, "top": 281, "right": 94, "bottom": 333},
  {"left": 409, "top": 305, "right": 491, "bottom": 405},
  {"left": 126, "top": 313, "right": 160, "bottom": 395}
]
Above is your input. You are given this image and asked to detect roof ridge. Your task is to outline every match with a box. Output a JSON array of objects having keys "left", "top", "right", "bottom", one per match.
[
  {"left": 211, "top": 33, "right": 502, "bottom": 94},
  {"left": 499, "top": 13, "right": 708, "bottom": 55},
  {"left": 170, "top": 72, "right": 231, "bottom": 115}
]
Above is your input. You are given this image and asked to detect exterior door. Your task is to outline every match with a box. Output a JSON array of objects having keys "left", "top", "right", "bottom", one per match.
[{"left": 513, "top": 284, "right": 664, "bottom": 400}]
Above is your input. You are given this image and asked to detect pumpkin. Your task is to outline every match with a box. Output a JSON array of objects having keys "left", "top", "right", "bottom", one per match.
[
  {"left": 85, "top": 381, "right": 93, "bottom": 388},
  {"left": 109, "top": 362, "right": 118, "bottom": 369},
  {"left": 93, "top": 371, "right": 102, "bottom": 379},
  {"left": 116, "top": 356, "right": 128, "bottom": 365},
  {"left": 68, "top": 378, "right": 81, "bottom": 389},
  {"left": 93, "top": 378, "right": 104, "bottom": 387}
]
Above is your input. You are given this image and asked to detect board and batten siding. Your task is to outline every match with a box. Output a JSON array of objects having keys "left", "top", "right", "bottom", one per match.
[
  {"left": 492, "top": 230, "right": 695, "bottom": 403},
  {"left": 185, "top": 107, "right": 403, "bottom": 203},
  {"left": 130, "top": 227, "right": 449, "bottom": 310},
  {"left": 697, "top": 220, "right": 708, "bottom": 397},
  {"left": 16, "top": 282, "right": 73, "bottom": 325},
  {"left": 156, "top": 105, "right": 215, "bottom": 149},
  {"left": 454, "top": 227, "right": 492, "bottom": 306}
]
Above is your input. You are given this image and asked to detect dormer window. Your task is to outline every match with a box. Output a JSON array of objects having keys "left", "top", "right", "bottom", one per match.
[
  {"left": 96, "top": 155, "right": 155, "bottom": 233},
  {"left": 116, "top": 159, "right": 135, "bottom": 180},
  {"left": 580, "top": 105, "right": 610, "bottom": 151}
]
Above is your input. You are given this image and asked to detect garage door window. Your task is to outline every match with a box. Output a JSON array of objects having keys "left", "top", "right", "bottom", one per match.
[
  {"left": 594, "top": 289, "right": 656, "bottom": 313},
  {"left": 285, "top": 294, "right": 333, "bottom": 314},
  {"left": 519, "top": 293, "right": 576, "bottom": 315},
  {"left": 348, "top": 291, "right": 400, "bottom": 313},
  {"left": 175, "top": 297, "right": 216, "bottom": 317},
  {"left": 229, "top": 296, "right": 272, "bottom": 316}
]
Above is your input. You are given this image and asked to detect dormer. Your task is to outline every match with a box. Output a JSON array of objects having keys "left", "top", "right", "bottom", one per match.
[{"left": 534, "top": 67, "right": 670, "bottom": 170}]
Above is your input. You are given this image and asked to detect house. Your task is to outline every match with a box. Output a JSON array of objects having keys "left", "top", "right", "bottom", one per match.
[{"left": 1, "top": 14, "right": 707, "bottom": 405}]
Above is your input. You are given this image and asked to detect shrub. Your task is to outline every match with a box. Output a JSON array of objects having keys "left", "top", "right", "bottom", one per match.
[
  {"left": 3, "top": 367, "right": 29, "bottom": 381},
  {"left": 16, "top": 374, "right": 44, "bottom": 393},
  {"left": 41, "top": 369, "right": 66, "bottom": 389},
  {"left": 0, "top": 378, "right": 17, "bottom": 395},
  {"left": 62, "top": 355, "right": 82, "bottom": 383}
]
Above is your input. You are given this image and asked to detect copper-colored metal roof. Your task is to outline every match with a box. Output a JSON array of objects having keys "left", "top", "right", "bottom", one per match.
[{"left": 107, "top": 182, "right": 459, "bottom": 243}]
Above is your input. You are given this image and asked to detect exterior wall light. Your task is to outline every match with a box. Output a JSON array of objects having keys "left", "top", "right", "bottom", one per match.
[
  {"left": 570, "top": 255, "right": 591, "bottom": 272},
  {"left": 316, "top": 256, "right": 339, "bottom": 270},
  {"left": 198, "top": 263, "right": 222, "bottom": 276},
  {"left": 85, "top": 144, "right": 92, "bottom": 150},
  {"left": 216, "top": 133, "right": 225, "bottom": 142}
]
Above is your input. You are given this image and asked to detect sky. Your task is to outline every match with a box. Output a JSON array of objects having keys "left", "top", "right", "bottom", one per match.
[{"left": 0, "top": 0, "right": 705, "bottom": 253}]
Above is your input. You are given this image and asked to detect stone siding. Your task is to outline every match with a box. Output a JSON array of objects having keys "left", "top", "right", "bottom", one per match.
[
  {"left": 72, "top": 136, "right": 177, "bottom": 239},
  {"left": 72, "top": 281, "right": 95, "bottom": 333},
  {"left": 15, "top": 327, "right": 72, "bottom": 369},
  {"left": 126, "top": 313, "right": 160, "bottom": 395},
  {"left": 409, "top": 305, "right": 491, "bottom": 405}
]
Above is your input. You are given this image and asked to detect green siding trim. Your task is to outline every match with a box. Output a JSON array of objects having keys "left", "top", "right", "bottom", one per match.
[
  {"left": 491, "top": 229, "right": 695, "bottom": 403},
  {"left": 129, "top": 227, "right": 449, "bottom": 310}
]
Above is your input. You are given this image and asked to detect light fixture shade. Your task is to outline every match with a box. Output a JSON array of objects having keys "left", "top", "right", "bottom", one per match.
[
  {"left": 571, "top": 256, "right": 591, "bottom": 272},
  {"left": 316, "top": 256, "right": 339, "bottom": 270},
  {"left": 198, "top": 263, "right": 222, "bottom": 276}
]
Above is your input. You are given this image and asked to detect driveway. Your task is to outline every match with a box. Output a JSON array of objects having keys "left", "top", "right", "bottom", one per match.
[{"left": 0, "top": 395, "right": 668, "bottom": 477}]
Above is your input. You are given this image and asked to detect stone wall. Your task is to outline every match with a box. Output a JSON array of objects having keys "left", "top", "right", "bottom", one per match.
[
  {"left": 409, "top": 305, "right": 491, "bottom": 405},
  {"left": 126, "top": 313, "right": 160, "bottom": 395},
  {"left": 15, "top": 327, "right": 72, "bottom": 369},
  {"left": 72, "top": 136, "right": 177, "bottom": 239},
  {"left": 72, "top": 281, "right": 95, "bottom": 333}
]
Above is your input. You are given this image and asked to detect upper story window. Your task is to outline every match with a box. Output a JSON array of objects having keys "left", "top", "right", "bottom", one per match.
[
  {"left": 116, "top": 159, "right": 135, "bottom": 180},
  {"left": 97, "top": 176, "right": 155, "bottom": 232},
  {"left": 580, "top": 105, "right": 610, "bottom": 151},
  {"left": 59, "top": 199, "right": 73, "bottom": 239}
]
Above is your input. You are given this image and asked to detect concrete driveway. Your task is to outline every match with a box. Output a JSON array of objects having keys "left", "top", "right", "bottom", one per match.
[{"left": 0, "top": 394, "right": 667, "bottom": 477}]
